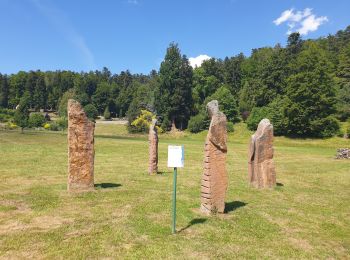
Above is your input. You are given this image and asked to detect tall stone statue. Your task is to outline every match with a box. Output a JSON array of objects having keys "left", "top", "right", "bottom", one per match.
[
  {"left": 67, "top": 99, "right": 95, "bottom": 191},
  {"left": 200, "top": 100, "right": 228, "bottom": 214},
  {"left": 248, "top": 118, "right": 276, "bottom": 188},
  {"left": 148, "top": 119, "right": 158, "bottom": 174}
]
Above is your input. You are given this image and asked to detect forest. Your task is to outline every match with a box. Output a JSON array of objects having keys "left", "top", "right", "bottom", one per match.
[{"left": 0, "top": 26, "right": 349, "bottom": 137}]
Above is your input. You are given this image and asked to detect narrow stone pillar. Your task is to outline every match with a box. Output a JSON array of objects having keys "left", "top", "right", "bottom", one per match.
[
  {"left": 200, "top": 100, "right": 228, "bottom": 214},
  {"left": 248, "top": 118, "right": 276, "bottom": 188},
  {"left": 148, "top": 119, "right": 158, "bottom": 174},
  {"left": 67, "top": 99, "right": 95, "bottom": 191}
]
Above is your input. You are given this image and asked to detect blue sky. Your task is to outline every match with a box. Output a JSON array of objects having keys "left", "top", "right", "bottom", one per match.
[{"left": 0, "top": 0, "right": 349, "bottom": 74}]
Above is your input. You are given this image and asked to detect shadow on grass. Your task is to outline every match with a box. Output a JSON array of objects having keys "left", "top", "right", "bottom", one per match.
[
  {"left": 179, "top": 218, "right": 207, "bottom": 232},
  {"left": 225, "top": 201, "right": 247, "bottom": 213},
  {"left": 94, "top": 183, "right": 122, "bottom": 189},
  {"left": 277, "top": 182, "right": 284, "bottom": 187},
  {"left": 95, "top": 134, "right": 146, "bottom": 141},
  {"left": 156, "top": 171, "right": 172, "bottom": 175}
]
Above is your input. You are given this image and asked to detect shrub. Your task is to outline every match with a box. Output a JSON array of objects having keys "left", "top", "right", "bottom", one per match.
[
  {"left": 246, "top": 107, "right": 269, "bottom": 131},
  {"left": 187, "top": 113, "right": 209, "bottom": 133},
  {"left": 129, "top": 110, "right": 158, "bottom": 133},
  {"left": 104, "top": 106, "right": 111, "bottom": 120},
  {"left": 7, "top": 122, "right": 18, "bottom": 129},
  {"left": 49, "top": 122, "right": 60, "bottom": 131},
  {"left": 310, "top": 116, "right": 340, "bottom": 138},
  {"left": 0, "top": 108, "right": 15, "bottom": 123},
  {"left": 83, "top": 104, "right": 98, "bottom": 120},
  {"left": 28, "top": 113, "right": 46, "bottom": 128},
  {"left": 56, "top": 117, "right": 68, "bottom": 130},
  {"left": 227, "top": 122, "right": 234, "bottom": 133},
  {"left": 57, "top": 89, "right": 75, "bottom": 117},
  {"left": 205, "top": 86, "right": 240, "bottom": 123}
]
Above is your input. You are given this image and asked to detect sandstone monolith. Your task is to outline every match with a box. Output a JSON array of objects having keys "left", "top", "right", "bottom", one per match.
[
  {"left": 148, "top": 119, "right": 158, "bottom": 174},
  {"left": 67, "top": 99, "right": 95, "bottom": 191},
  {"left": 248, "top": 118, "right": 276, "bottom": 188},
  {"left": 200, "top": 100, "right": 228, "bottom": 214}
]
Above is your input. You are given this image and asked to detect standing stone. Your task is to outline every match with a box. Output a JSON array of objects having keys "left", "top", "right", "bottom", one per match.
[
  {"left": 200, "top": 100, "right": 228, "bottom": 214},
  {"left": 248, "top": 118, "right": 276, "bottom": 188},
  {"left": 148, "top": 119, "right": 158, "bottom": 174},
  {"left": 67, "top": 99, "right": 95, "bottom": 191}
]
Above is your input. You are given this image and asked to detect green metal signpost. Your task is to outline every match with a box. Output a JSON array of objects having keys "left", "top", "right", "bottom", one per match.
[
  {"left": 168, "top": 145, "right": 184, "bottom": 234},
  {"left": 172, "top": 167, "right": 177, "bottom": 234}
]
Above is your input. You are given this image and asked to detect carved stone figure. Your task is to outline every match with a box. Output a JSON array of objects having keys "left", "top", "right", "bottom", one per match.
[
  {"left": 148, "top": 119, "right": 158, "bottom": 174},
  {"left": 200, "top": 100, "right": 228, "bottom": 214},
  {"left": 67, "top": 99, "right": 95, "bottom": 191},
  {"left": 248, "top": 118, "right": 276, "bottom": 188}
]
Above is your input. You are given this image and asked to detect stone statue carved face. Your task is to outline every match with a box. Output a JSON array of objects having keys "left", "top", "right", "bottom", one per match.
[{"left": 206, "top": 100, "right": 219, "bottom": 118}]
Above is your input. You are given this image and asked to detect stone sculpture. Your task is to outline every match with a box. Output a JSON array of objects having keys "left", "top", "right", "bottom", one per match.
[
  {"left": 67, "top": 99, "right": 95, "bottom": 191},
  {"left": 148, "top": 119, "right": 158, "bottom": 174},
  {"left": 248, "top": 118, "right": 276, "bottom": 188},
  {"left": 200, "top": 100, "right": 228, "bottom": 214}
]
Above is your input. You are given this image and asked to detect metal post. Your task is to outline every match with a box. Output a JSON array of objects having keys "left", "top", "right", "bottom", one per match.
[{"left": 172, "top": 167, "right": 177, "bottom": 234}]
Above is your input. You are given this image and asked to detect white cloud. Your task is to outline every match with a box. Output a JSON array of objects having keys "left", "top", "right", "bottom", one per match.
[
  {"left": 274, "top": 8, "right": 328, "bottom": 35},
  {"left": 189, "top": 54, "right": 211, "bottom": 68},
  {"left": 31, "top": 0, "right": 96, "bottom": 70}
]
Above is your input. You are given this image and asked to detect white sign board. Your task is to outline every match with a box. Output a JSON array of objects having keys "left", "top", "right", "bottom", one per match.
[{"left": 167, "top": 145, "right": 184, "bottom": 168}]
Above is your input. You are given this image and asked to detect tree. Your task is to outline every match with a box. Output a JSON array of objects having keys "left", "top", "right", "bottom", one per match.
[
  {"left": 33, "top": 74, "right": 47, "bottom": 110},
  {"left": 58, "top": 89, "right": 75, "bottom": 117},
  {"left": 83, "top": 104, "right": 98, "bottom": 120},
  {"left": 155, "top": 43, "right": 193, "bottom": 130},
  {"left": 335, "top": 43, "right": 350, "bottom": 120},
  {"left": 223, "top": 53, "right": 245, "bottom": 95},
  {"left": 126, "top": 83, "right": 154, "bottom": 128},
  {"left": 92, "top": 82, "right": 111, "bottom": 114},
  {"left": 14, "top": 92, "right": 30, "bottom": 132},
  {"left": 205, "top": 86, "right": 240, "bottom": 123},
  {"left": 284, "top": 42, "right": 338, "bottom": 137},
  {"left": 0, "top": 74, "right": 9, "bottom": 108}
]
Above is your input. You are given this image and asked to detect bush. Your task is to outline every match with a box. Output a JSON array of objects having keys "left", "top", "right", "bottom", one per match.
[
  {"left": 56, "top": 117, "right": 68, "bottom": 130},
  {"left": 49, "top": 122, "right": 60, "bottom": 131},
  {"left": 187, "top": 113, "right": 210, "bottom": 133},
  {"left": 28, "top": 113, "right": 46, "bottom": 128},
  {"left": 58, "top": 89, "right": 75, "bottom": 117},
  {"left": 129, "top": 110, "right": 158, "bottom": 133},
  {"left": 0, "top": 108, "right": 15, "bottom": 123},
  {"left": 104, "top": 106, "right": 111, "bottom": 120},
  {"left": 83, "top": 104, "right": 98, "bottom": 120},
  {"left": 187, "top": 113, "right": 209, "bottom": 133},
  {"left": 6, "top": 122, "right": 18, "bottom": 129},
  {"left": 246, "top": 107, "right": 269, "bottom": 131},
  {"left": 204, "top": 86, "right": 240, "bottom": 123},
  {"left": 310, "top": 116, "right": 340, "bottom": 138},
  {"left": 227, "top": 122, "right": 234, "bottom": 133}
]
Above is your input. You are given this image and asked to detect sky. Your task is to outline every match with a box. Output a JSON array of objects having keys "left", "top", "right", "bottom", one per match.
[{"left": 0, "top": 0, "right": 349, "bottom": 75}]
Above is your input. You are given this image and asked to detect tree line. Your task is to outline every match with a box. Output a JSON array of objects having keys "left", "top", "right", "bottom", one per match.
[{"left": 0, "top": 25, "right": 349, "bottom": 137}]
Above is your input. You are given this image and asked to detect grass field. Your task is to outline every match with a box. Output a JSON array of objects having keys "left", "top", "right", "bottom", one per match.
[{"left": 0, "top": 123, "right": 349, "bottom": 259}]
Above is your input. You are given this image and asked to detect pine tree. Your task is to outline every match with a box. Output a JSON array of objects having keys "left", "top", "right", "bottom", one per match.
[{"left": 155, "top": 43, "right": 193, "bottom": 130}]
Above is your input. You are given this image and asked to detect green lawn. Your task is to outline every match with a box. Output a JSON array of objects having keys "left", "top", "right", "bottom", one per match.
[{"left": 0, "top": 123, "right": 349, "bottom": 259}]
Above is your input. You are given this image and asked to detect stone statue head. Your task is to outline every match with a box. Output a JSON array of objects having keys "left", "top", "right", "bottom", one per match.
[{"left": 206, "top": 100, "right": 219, "bottom": 118}]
